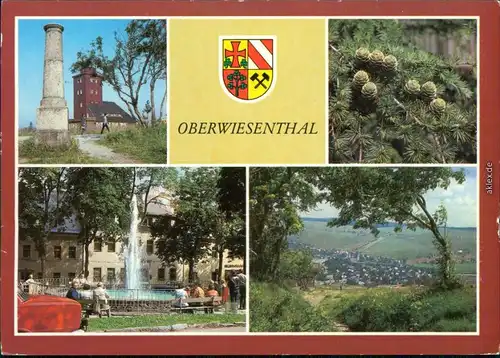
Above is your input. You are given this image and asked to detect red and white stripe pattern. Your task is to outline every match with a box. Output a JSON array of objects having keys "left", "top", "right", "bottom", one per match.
[{"left": 248, "top": 39, "right": 273, "bottom": 70}]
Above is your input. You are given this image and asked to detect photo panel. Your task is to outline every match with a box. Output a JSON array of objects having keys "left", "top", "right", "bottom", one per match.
[
  {"left": 16, "top": 18, "right": 168, "bottom": 165},
  {"left": 16, "top": 166, "right": 247, "bottom": 334},
  {"left": 328, "top": 18, "right": 477, "bottom": 164},
  {"left": 168, "top": 18, "right": 327, "bottom": 165},
  {"left": 249, "top": 166, "right": 478, "bottom": 333}
]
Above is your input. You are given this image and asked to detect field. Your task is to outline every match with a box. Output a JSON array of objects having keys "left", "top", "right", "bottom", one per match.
[{"left": 293, "top": 220, "right": 476, "bottom": 261}]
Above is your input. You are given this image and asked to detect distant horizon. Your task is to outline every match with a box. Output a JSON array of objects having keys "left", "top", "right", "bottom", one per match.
[{"left": 300, "top": 216, "right": 477, "bottom": 230}]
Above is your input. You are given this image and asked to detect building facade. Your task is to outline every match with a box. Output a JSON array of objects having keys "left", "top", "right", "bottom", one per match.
[{"left": 18, "top": 189, "right": 244, "bottom": 287}]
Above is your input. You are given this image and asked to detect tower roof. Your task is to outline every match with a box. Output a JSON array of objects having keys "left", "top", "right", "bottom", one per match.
[{"left": 72, "top": 67, "right": 104, "bottom": 78}]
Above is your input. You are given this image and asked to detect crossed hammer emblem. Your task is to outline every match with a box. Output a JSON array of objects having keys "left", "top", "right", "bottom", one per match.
[{"left": 250, "top": 73, "right": 270, "bottom": 89}]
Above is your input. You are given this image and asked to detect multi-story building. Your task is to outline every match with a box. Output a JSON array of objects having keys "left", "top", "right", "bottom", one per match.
[{"left": 18, "top": 189, "right": 244, "bottom": 286}]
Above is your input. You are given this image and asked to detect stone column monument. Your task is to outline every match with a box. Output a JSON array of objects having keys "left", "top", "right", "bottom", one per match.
[{"left": 35, "top": 23, "right": 70, "bottom": 146}]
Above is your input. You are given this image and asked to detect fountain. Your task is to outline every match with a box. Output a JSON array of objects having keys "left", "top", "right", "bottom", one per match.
[{"left": 125, "top": 195, "right": 142, "bottom": 290}]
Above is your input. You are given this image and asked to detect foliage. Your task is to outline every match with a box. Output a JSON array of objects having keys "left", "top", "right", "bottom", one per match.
[
  {"left": 328, "top": 19, "right": 477, "bottom": 163},
  {"left": 18, "top": 168, "right": 69, "bottom": 272},
  {"left": 250, "top": 282, "right": 331, "bottom": 332},
  {"left": 71, "top": 20, "right": 166, "bottom": 126},
  {"left": 277, "top": 249, "right": 320, "bottom": 290},
  {"left": 318, "top": 167, "right": 465, "bottom": 289},
  {"left": 87, "top": 313, "right": 245, "bottom": 332},
  {"left": 250, "top": 168, "right": 320, "bottom": 281},
  {"left": 326, "top": 286, "right": 476, "bottom": 332},
  {"left": 63, "top": 168, "right": 134, "bottom": 278},
  {"left": 99, "top": 123, "right": 167, "bottom": 163},
  {"left": 19, "top": 138, "right": 106, "bottom": 164},
  {"left": 151, "top": 168, "right": 221, "bottom": 281},
  {"left": 216, "top": 167, "right": 246, "bottom": 263}
]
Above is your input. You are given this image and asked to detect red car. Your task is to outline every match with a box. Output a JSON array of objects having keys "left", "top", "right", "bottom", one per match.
[{"left": 18, "top": 290, "right": 83, "bottom": 333}]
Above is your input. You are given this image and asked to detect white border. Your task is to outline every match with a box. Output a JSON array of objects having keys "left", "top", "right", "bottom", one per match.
[
  {"left": 14, "top": 15, "right": 480, "bottom": 337},
  {"left": 219, "top": 35, "right": 277, "bottom": 104}
]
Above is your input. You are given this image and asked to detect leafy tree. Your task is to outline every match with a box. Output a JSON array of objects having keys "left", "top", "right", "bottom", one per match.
[
  {"left": 135, "top": 167, "right": 179, "bottom": 223},
  {"left": 250, "top": 168, "right": 320, "bottom": 281},
  {"left": 328, "top": 19, "right": 476, "bottom": 163},
  {"left": 318, "top": 167, "right": 465, "bottom": 289},
  {"left": 278, "top": 249, "right": 319, "bottom": 290},
  {"left": 71, "top": 20, "right": 166, "bottom": 127},
  {"left": 216, "top": 167, "right": 246, "bottom": 274},
  {"left": 18, "top": 168, "right": 68, "bottom": 273},
  {"left": 151, "top": 168, "right": 220, "bottom": 282},
  {"left": 63, "top": 168, "right": 133, "bottom": 279}
]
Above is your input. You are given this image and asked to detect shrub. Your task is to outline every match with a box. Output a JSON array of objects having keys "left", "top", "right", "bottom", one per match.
[
  {"left": 250, "top": 281, "right": 332, "bottom": 332},
  {"left": 333, "top": 286, "right": 476, "bottom": 332}
]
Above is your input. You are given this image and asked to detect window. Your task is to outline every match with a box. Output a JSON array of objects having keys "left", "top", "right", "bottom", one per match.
[
  {"left": 93, "top": 268, "right": 102, "bottom": 282},
  {"left": 68, "top": 272, "right": 76, "bottom": 280},
  {"left": 107, "top": 239, "right": 116, "bottom": 252},
  {"left": 80, "top": 102, "right": 83, "bottom": 108},
  {"left": 169, "top": 267, "right": 177, "bottom": 281},
  {"left": 53, "top": 245, "right": 61, "bottom": 259},
  {"left": 68, "top": 246, "right": 76, "bottom": 259},
  {"left": 94, "top": 239, "right": 102, "bottom": 252},
  {"left": 53, "top": 272, "right": 61, "bottom": 279},
  {"left": 157, "top": 240, "right": 165, "bottom": 253},
  {"left": 107, "top": 268, "right": 115, "bottom": 283},
  {"left": 36, "top": 272, "right": 43, "bottom": 280},
  {"left": 157, "top": 268, "right": 165, "bottom": 281},
  {"left": 22, "top": 245, "right": 31, "bottom": 258},
  {"left": 146, "top": 240, "right": 154, "bottom": 255}
]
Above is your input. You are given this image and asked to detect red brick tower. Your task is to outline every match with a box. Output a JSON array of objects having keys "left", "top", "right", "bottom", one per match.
[{"left": 72, "top": 67, "right": 104, "bottom": 120}]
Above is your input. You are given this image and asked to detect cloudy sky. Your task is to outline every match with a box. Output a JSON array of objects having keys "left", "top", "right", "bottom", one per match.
[{"left": 302, "top": 167, "right": 477, "bottom": 228}]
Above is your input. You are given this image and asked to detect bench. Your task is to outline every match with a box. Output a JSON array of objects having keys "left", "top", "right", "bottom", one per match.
[
  {"left": 77, "top": 298, "right": 111, "bottom": 320},
  {"left": 171, "top": 296, "right": 223, "bottom": 314}
]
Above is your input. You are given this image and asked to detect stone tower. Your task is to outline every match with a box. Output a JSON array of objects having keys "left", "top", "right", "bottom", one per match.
[
  {"left": 35, "top": 23, "right": 70, "bottom": 146},
  {"left": 72, "top": 67, "right": 104, "bottom": 121}
]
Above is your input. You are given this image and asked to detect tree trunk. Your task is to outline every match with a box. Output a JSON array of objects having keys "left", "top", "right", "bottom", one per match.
[
  {"left": 40, "top": 256, "right": 46, "bottom": 277},
  {"left": 150, "top": 80, "right": 156, "bottom": 124},
  {"left": 188, "top": 260, "right": 195, "bottom": 283},
  {"left": 218, "top": 247, "right": 224, "bottom": 282},
  {"left": 430, "top": 226, "right": 456, "bottom": 289},
  {"left": 158, "top": 87, "right": 167, "bottom": 119},
  {"left": 84, "top": 242, "right": 90, "bottom": 280}
]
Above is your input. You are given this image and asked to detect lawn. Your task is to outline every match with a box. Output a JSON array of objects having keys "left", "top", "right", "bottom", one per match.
[
  {"left": 88, "top": 313, "right": 245, "bottom": 332},
  {"left": 99, "top": 123, "right": 167, "bottom": 164},
  {"left": 18, "top": 138, "right": 109, "bottom": 164}
]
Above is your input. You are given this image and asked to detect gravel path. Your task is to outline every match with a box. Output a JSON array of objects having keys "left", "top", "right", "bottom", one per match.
[{"left": 75, "top": 135, "right": 140, "bottom": 164}]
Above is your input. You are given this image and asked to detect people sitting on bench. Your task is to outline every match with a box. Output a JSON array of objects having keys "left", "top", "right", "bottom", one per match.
[
  {"left": 66, "top": 282, "right": 80, "bottom": 301},
  {"left": 173, "top": 287, "right": 189, "bottom": 308},
  {"left": 80, "top": 284, "right": 92, "bottom": 299}
]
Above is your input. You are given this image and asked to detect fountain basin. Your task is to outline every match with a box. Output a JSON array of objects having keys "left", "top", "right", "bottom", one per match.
[{"left": 106, "top": 289, "right": 175, "bottom": 301}]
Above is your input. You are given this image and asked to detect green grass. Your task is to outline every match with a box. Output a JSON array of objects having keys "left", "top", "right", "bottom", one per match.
[
  {"left": 317, "top": 285, "right": 476, "bottom": 332},
  {"left": 250, "top": 281, "right": 334, "bottom": 332},
  {"left": 294, "top": 221, "right": 476, "bottom": 261},
  {"left": 412, "top": 262, "right": 476, "bottom": 274},
  {"left": 18, "top": 138, "right": 109, "bottom": 164},
  {"left": 87, "top": 313, "right": 245, "bottom": 332},
  {"left": 99, "top": 123, "right": 167, "bottom": 164}
]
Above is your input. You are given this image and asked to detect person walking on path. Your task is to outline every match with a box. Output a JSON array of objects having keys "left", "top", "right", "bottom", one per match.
[
  {"left": 80, "top": 114, "right": 87, "bottom": 135},
  {"left": 101, "top": 113, "right": 110, "bottom": 134},
  {"left": 228, "top": 271, "right": 240, "bottom": 312},
  {"left": 237, "top": 270, "right": 246, "bottom": 310}
]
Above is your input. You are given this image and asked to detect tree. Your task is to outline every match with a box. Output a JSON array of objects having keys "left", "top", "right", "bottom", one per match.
[
  {"left": 328, "top": 19, "right": 476, "bottom": 163},
  {"left": 225, "top": 70, "right": 248, "bottom": 97},
  {"left": 318, "top": 167, "right": 465, "bottom": 289},
  {"left": 63, "top": 168, "right": 133, "bottom": 279},
  {"left": 135, "top": 167, "right": 179, "bottom": 223},
  {"left": 250, "top": 168, "right": 320, "bottom": 281},
  {"left": 133, "top": 20, "right": 167, "bottom": 123},
  {"left": 216, "top": 167, "right": 246, "bottom": 275},
  {"left": 151, "top": 168, "right": 219, "bottom": 282},
  {"left": 278, "top": 249, "right": 319, "bottom": 290},
  {"left": 71, "top": 20, "right": 166, "bottom": 127},
  {"left": 18, "top": 168, "right": 68, "bottom": 274}
]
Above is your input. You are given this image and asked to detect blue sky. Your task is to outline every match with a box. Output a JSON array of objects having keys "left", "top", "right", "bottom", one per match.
[
  {"left": 17, "top": 19, "right": 166, "bottom": 129},
  {"left": 303, "top": 168, "right": 478, "bottom": 227}
]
